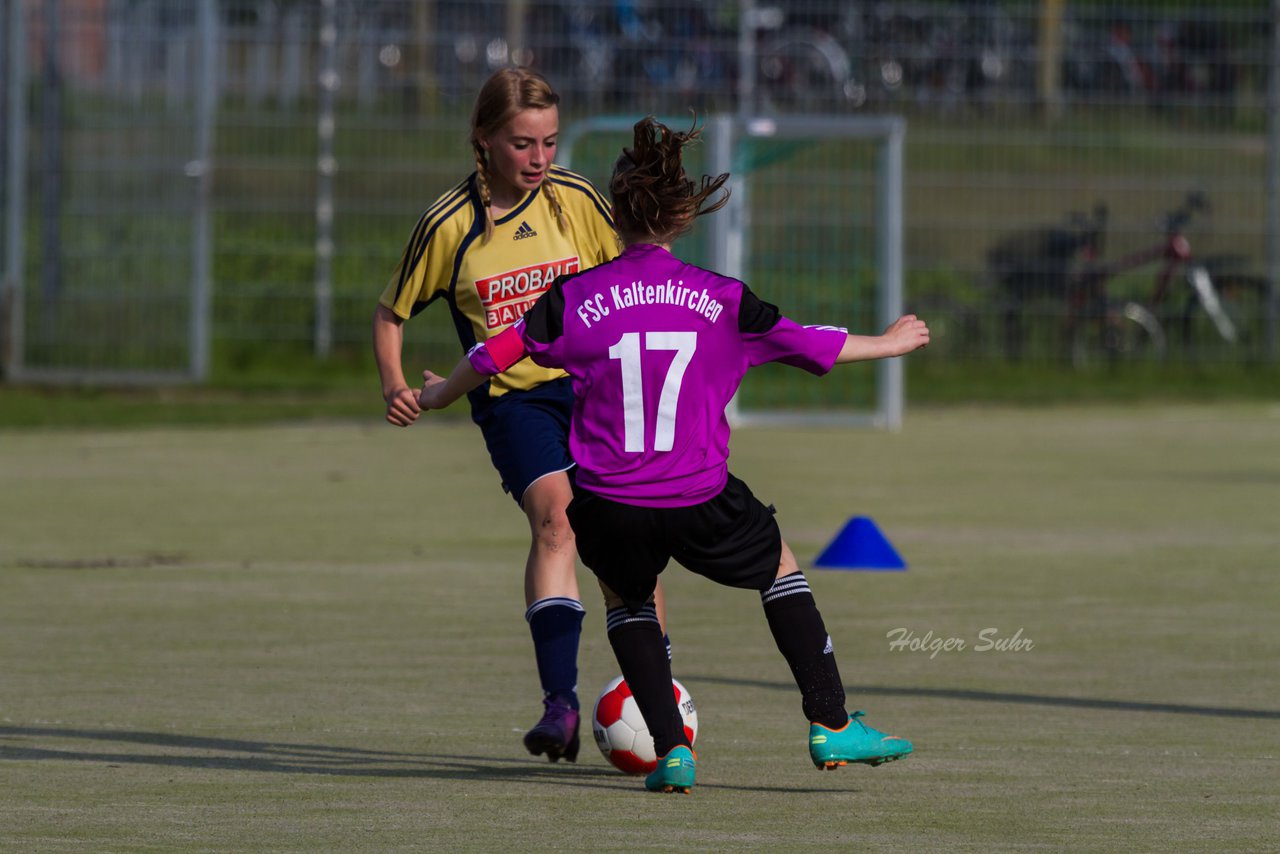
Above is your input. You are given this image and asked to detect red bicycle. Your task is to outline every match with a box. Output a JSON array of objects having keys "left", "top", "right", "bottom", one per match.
[{"left": 988, "top": 192, "right": 1263, "bottom": 368}]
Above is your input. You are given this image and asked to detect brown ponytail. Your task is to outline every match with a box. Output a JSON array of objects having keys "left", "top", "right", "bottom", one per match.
[{"left": 610, "top": 116, "right": 730, "bottom": 246}]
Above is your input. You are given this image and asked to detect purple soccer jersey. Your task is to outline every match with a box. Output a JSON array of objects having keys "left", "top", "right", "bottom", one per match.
[{"left": 471, "top": 243, "right": 846, "bottom": 507}]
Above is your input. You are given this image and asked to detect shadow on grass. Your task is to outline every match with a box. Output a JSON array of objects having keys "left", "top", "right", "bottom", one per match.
[
  {"left": 0, "top": 725, "right": 618, "bottom": 784},
  {"left": 693, "top": 677, "right": 1280, "bottom": 720},
  {"left": 0, "top": 726, "right": 843, "bottom": 793}
]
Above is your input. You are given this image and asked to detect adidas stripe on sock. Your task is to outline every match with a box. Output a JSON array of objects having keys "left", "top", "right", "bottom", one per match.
[
  {"left": 760, "top": 572, "right": 847, "bottom": 729},
  {"left": 605, "top": 605, "right": 687, "bottom": 756}
]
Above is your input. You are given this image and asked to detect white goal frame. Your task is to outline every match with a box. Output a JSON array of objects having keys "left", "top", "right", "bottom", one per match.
[{"left": 562, "top": 113, "right": 906, "bottom": 430}]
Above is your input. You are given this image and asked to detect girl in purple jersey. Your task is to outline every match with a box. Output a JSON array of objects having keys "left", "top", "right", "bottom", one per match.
[{"left": 416, "top": 116, "right": 929, "bottom": 793}]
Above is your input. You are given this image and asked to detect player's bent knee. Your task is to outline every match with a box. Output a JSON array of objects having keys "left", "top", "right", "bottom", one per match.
[
  {"left": 597, "top": 579, "right": 643, "bottom": 612},
  {"left": 775, "top": 539, "right": 800, "bottom": 579},
  {"left": 530, "top": 511, "right": 575, "bottom": 554}
]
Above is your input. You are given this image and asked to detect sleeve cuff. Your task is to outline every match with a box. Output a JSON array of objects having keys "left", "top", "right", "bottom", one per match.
[{"left": 469, "top": 323, "right": 528, "bottom": 375}]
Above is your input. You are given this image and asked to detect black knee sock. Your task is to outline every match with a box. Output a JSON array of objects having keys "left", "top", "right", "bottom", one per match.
[
  {"left": 605, "top": 605, "right": 689, "bottom": 756},
  {"left": 760, "top": 572, "right": 848, "bottom": 729}
]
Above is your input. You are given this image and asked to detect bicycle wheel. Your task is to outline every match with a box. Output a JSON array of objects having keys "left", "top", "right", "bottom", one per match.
[
  {"left": 758, "top": 28, "right": 860, "bottom": 111},
  {"left": 1178, "top": 268, "right": 1267, "bottom": 361},
  {"left": 1217, "top": 274, "right": 1268, "bottom": 357},
  {"left": 1070, "top": 302, "right": 1166, "bottom": 369}
]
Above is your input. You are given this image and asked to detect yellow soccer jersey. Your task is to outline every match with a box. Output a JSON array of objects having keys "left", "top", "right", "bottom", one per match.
[{"left": 380, "top": 166, "right": 620, "bottom": 397}]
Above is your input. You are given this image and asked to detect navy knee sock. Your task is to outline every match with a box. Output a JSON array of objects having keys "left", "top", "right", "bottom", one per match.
[
  {"left": 760, "top": 572, "right": 848, "bottom": 729},
  {"left": 526, "top": 597, "right": 585, "bottom": 710}
]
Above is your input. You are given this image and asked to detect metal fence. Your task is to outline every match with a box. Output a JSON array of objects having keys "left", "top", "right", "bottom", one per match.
[{"left": 2, "top": 0, "right": 1277, "bottom": 386}]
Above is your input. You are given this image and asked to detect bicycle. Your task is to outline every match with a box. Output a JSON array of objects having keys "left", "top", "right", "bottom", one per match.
[
  {"left": 987, "top": 192, "right": 1263, "bottom": 369},
  {"left": 752, "top": 2, "right": 1033, "bottom": 115}
]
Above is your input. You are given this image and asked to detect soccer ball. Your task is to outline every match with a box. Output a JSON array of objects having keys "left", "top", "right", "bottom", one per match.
[{"left": 591, "top": 675, "right": 698, "bottom": 775}]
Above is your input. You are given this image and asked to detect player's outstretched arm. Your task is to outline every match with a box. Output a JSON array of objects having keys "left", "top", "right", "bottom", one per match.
[
  {"left": 419, "top": 323, "right": 534, "bottom": 410},
  {"left": 834, "top": 314, "right": 930, "bottom": 364},
  {"left": 417, "top": 357, "right": 487, "bottom": 411}
]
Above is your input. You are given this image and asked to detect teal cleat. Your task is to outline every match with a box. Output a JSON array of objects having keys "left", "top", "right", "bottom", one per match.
[
  {"left": 809, "top": 711, "right": 913, "bottom": 770},
  {"left": 644, "top": 746, "right": 696, "bottom": 793}
]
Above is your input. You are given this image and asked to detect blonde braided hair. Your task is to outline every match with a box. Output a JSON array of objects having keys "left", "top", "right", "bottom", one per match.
[{"left": 469, "top": 67, "right": 569, "bottom": 243}]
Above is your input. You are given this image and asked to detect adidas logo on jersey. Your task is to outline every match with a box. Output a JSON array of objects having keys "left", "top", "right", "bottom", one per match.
[{"left": 513, "top": 220, "right": 537, "bottom": 240}]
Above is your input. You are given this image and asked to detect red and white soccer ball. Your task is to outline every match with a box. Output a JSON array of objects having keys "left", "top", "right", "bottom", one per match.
[{"left": 591, "top": 675, "right": 698, "bottom": 775}]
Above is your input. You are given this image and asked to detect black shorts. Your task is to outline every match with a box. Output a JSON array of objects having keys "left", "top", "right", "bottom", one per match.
[{"left": 567, "top": 473, "right": 783, "bottom": 613}]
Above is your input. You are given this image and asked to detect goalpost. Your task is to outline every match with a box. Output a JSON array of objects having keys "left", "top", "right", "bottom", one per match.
[{"left": 562, "top": 113, "right": 905, "bottom": 430}]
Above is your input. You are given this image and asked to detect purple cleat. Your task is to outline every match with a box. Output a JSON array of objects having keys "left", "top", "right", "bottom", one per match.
[{"left": 524, "top": 696, "right": 580, "bottom": 763}]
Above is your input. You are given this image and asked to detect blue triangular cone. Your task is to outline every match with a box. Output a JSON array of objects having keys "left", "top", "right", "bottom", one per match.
[{"left": 813, "top": 516, "right": 906, "bottom": 571}]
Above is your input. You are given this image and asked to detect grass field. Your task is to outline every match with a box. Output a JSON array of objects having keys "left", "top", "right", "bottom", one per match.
[{"left": 2, "top": 404, "right": 1278, "bottom": 852}]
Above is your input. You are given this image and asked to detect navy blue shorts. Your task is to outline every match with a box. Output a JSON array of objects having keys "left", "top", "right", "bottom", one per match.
[{"left": 472, "top": 377, "right": 575, "bottom": 506}]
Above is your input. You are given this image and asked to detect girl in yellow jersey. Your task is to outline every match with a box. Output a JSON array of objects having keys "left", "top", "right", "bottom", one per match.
[{"left": 372, "top": 67, "right": 664, "bottom": 763}]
